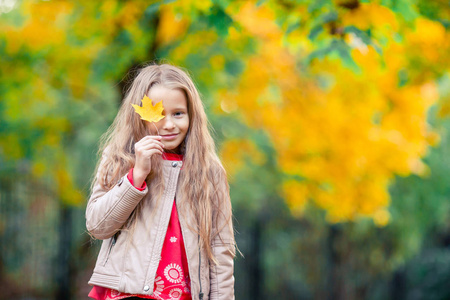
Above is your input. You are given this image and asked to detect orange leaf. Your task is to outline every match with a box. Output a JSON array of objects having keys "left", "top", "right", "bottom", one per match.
[{"left": 132, "top": 95, "right": 165, "bottom": 123}]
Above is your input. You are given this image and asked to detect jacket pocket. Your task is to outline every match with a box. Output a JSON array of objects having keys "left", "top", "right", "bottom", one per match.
[{"left": 103, "top": 233, "right": 118, "bottom": 266}]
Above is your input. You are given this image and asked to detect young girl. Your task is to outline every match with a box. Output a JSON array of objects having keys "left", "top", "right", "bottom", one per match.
[{"left": 86, "top": 64, "right": 235, "bottom": 300}]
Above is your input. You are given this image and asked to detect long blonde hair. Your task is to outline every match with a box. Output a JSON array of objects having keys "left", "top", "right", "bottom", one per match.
[{"left": 91, "top": 63, "right": 233, "bottom": 263}]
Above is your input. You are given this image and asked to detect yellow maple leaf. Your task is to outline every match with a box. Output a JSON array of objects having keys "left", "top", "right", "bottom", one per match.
[{"left": 132, "top": 95, "right": 165, "bottom": 123}]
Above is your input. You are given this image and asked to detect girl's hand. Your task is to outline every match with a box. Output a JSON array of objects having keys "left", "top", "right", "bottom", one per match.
[{"left": 133, "top": 135, "right": 164, "bottom": 187}]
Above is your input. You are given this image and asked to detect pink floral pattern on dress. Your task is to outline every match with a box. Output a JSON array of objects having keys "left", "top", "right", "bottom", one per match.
[
  {"left": 169, "top": 288, "right": 183, "bottom": 300},
  {"left": 164, "top": 263, "right": 183, "bottom": 284},
  {"left": 153, "top": 276, "right": 165, "bottom": 299}
]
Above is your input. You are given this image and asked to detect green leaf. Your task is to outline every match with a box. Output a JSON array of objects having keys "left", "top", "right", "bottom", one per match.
[
  {"left": 343, "top": 26, "right": 371, "bottom": 45},
  {"left": 344, "top": 25, "right": 382, "bottom": 54},
  {"left": 207, "top": 5, "right": 234, "bottom": 37},
  {"left": 286, "top": 22, "right": 301, "bottom": 35},
  {"left": 309, "top": 25, "right": 324, "bottom": 40}
]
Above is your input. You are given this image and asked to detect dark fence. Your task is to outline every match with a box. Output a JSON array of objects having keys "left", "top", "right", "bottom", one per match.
[{"left": 0, "top": 176, "right": 97, "bottom": 300}]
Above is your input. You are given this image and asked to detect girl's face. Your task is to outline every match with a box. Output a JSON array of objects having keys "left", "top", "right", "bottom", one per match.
[{"left": 147, "top": 85, "right": 190, "bottom": 153}]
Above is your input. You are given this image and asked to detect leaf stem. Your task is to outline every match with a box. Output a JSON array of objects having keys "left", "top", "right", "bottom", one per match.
[{"left": 152, "top": 122, "right": 160, "bottom": 136}]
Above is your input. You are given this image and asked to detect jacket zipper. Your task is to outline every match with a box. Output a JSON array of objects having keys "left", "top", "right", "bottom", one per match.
[
  {"left": 198, "top": 235, "right": 203, "bottom": 300},
  {"left": 104, "top": 234, "right": 117, "bottom": 266}
]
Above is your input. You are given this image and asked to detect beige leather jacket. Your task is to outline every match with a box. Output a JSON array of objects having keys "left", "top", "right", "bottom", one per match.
[{"left": 86, "top": 158, "right": 235, "bottom": 300}]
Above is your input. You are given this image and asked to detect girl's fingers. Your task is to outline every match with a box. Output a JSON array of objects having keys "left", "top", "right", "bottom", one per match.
[
  {"left": 135, "top": 135, "right": 162, "bottom": 145},
  {"left": 135, "top": 144, "right": 164, "bottom": 155},
  {"left": 135, "top": 148, "right": 163, "bottom": 160},
  {"left": 137, "top": 140, "right": 164, "bottom": 152},
  {"left": 135, "top": 148, "right": 162, "bottom": 165},
  {"left": 137, "top": 139, "right": 164, "bottom": 150},
  {"left": 144, "top": 145, "right": 164, "bottom": 155},
  {"left": 135, "top": 136, "right": 164, "bottom": 149},
  {"left": 134, "top": 136, "right": 164, "bottom": 176},
  {"left": 139, "top": 135, "right": 162, "bottom": 142},
  {"left": 147, "top": 149, "right": 163, "bottom": 156},
  {"left": 136, "top": 149, "right": 163, "bottom": 165}
]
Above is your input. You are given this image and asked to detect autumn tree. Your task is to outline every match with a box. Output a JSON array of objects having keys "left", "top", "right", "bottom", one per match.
[{"left": 1, "top": 0, "right": 449, "bottom": 298}]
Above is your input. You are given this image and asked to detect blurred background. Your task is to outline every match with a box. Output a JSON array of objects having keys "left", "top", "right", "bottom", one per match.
[{"left": 1, "top": 0, "right": 450, "bottom": 299}]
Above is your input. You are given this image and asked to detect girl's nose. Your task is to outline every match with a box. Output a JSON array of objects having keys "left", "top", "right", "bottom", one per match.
[{"left": 163, "top": 117, "right": 175, "bottom": 130}]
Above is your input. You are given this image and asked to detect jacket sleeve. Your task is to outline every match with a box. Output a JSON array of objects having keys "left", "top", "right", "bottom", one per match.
[
  {"left": 209, "top": 176, "right": 236, "bottom": 300},
  {"left": 85, "top": 152, "right": 148, "bottom": 240}
]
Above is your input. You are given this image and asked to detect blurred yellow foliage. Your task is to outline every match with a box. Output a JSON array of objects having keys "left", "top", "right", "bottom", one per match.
[
  {"left": 0, "top": 0, "right": 148, "bottom": 205},
  {"left": 342, "top": 2, "right": 398, "bottom": 32},
  {"left": 0, "top": 134, "right": 24, "bottom": 160},
  {"left": 55, "top": 167, "right": 84, "bottom": 206},
  {"left": 157, "top": 5, "right": 190, "bottom": 46},
  {"left": 220, "top": 139, "right": 266, "bottom": 177},
  {"left": 210, "top": 2, "right": 448, "bottom": 224},
  {"left": 283, "top": 180, "right": 309, "bottom": 217},
  {"left": 373, "top": 209, "right": 390, "bottom": 227}
]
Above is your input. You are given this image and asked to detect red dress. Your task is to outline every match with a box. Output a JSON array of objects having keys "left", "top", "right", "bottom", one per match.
[{"left": 89, "top": 153, "right": 191, "bottom": 300}]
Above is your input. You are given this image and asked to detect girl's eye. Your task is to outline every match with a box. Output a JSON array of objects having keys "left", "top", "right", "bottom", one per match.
[{"left": 174, "top": 112, "right": 185, "bottom": 117}]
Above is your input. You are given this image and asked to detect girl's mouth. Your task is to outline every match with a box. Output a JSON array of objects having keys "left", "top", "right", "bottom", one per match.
[{"left": 161, "top": 134, "right": 178, "bottom": 140}]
